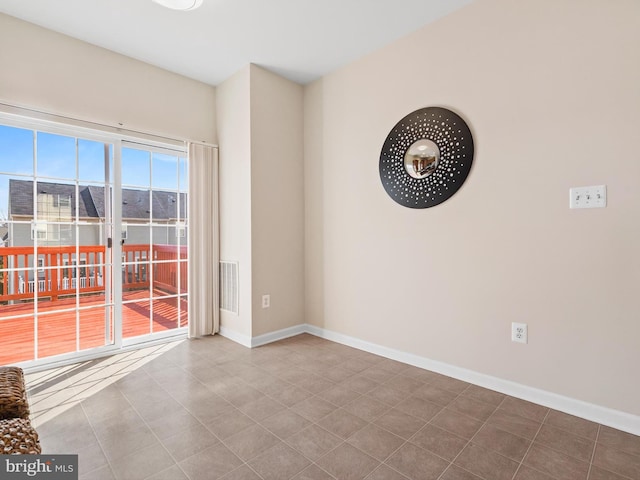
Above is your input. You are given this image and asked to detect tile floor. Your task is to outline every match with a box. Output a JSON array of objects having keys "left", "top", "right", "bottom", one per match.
[{"left": 23, "top": 334, "right": 640, "bottom": 480}]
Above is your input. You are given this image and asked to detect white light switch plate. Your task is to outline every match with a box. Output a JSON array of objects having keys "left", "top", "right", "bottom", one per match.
[{"left": 570, "top": 185, "right": 606, "bottom": 209}]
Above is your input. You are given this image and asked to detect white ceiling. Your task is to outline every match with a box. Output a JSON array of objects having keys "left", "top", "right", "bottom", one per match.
[{"left": 0, "top": 0, "right": 473, "bottom": 86}]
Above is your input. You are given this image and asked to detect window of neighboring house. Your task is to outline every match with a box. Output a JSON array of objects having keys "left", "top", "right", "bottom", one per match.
[
  {"left": 31, "top": 222, "right": 47, "bottom": 241},
  {"left": 58, "top": 195, "right": 71, "bottom": 208},
  {"left": 62, "top": 259, "right": 77, "bottom": 279},
  {"left": 47, "top": 224, "right": 59, "bottom": 241},
  {"left": 31, "top": 224, "right": 72, "bottom": 242},
  {"left": 62, "top": 259, "right": 70, "bottom": 279},
  {"left": 121, "top": 223, "right": 128, "bottom": 240},
  {"left": 59, "top": 224, "right": 72, "bottom": 242},
  {"left": 134, "top": 255, "right": 140, "bottom": 275},
  {"left": 37, "top": 256, "right": 44, "bottom": 279},
  {"left": 175, "top": 221, "right": 186, "bottom": 238}
]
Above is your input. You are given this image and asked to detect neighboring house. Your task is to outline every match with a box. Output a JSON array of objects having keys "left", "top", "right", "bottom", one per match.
[
  {"left": 2, "top": 179, "right": 187, "bottom": 297},
  {"left": 7, "top": 179, "right": 187, "bottom": 248}
]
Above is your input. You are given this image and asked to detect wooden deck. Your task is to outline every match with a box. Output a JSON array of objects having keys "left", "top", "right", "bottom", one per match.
[{"left": 0, "top": 290, "right": 187, "bottom": 366}]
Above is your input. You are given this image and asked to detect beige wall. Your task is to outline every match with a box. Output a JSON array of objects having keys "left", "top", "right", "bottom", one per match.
[
  {"left": 304, "top": 0, "right": 640, "bottom": 416},
  {"left": 217, "top": 66, "right": 253, "bottom": 338},
  {"left": 0, "top": 13, "right": 216, "bottom": 143},
  {"left": 304, "top": 80, "right": 325, "bottom": 328},
  {"left": 250, "top": 66, "right": 305, "bottom": 336},
  {"left": 217, "top": 65, "right": 305, "bottom": 340}
]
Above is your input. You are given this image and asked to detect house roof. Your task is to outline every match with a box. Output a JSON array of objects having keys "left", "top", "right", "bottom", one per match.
[{"left": 8, "top": 179, "right": 186, "bottom": 221}]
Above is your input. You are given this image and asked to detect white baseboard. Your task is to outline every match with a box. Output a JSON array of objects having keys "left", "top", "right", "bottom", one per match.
[
  {"left": 304, "top": 324, "right": 640, "bottom": 437},
  {"left": 219, "top": 324, "right": 307, "bottom": 348},
  {"left": 251, "top": 324, "right": 308, "bottom": 348},
  {"left": 219, "top": 326, "right": 252, "bottom": 348}
]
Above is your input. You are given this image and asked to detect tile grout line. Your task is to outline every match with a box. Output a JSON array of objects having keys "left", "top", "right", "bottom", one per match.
[
  {"left": 147, "top": 352, "right": 248, "bottom": 480},
  {"left": 201, "top": 352, "right": 353, "bottom": 480},
  {"left": 585, "top": 424, "right": 601, "bottom": 480},
  {"left": 259, "top": 359, "right": 421, "bottom": 479},
  {"left": 355, "top": 367, "right": 440, "bottom": 479},
  {"left": 348, "top": 369, "right": 519, "bottom": 480},
  {"left": 434, "top": 388, "right": 509, "bottom": 480},
  {"left": 39, "top": 359, "right": 143, "bottom": 479},
  {"left": 168, "top": 353, "right": 256, "bottom": 479},
  {"left": 32, "top": 368, "right": 114, "bottom": 480},
  {"left": 30, "top": 341, "right": 210, "bottom": 478},
  {"left": 165, "top": 363, "right": 269, "bottom": 480},
  {"left": 28, "top": 349, "right": 178, "bottom": 425},
  {"left": 145, "top": 348, "right": 285, "bottom": 480},
  {"left": 512, "top": 411, "right": 611, "bottom": 480},
  {"left": 365, "top": 366, "right": 451, "bottom": 463},
  {"left": 181, "top": 348, "right": 308, "bottom": 478},
  {"left": 422, "top": 382, "right": 476, "bottom": 480},
  {"left": 509, "top": 407, "right": 552, "bottom": 480},
  {"left": 583, "top": 425, "right": 638, "bottom": 480},
  {"left": 96, "top": 355, "right": 200, "bottom": 480},
  {"left": 79, "top": 388, "right": 121, "bottom": 479},
  {"left": 276, "top": 345, "right": 388, "bottom": 479}
]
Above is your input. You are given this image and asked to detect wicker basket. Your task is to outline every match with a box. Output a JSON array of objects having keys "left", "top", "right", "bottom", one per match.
[
  {"left": 0, "top": 367, "right": 30, "bottom": 420},
  {"left": 0, "top": 418, "right": 41, "bottom": 454}
]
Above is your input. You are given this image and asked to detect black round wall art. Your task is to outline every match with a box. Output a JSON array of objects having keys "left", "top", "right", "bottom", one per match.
[{"left": 379, "top": 106, "right": 474, "bottom": 209}]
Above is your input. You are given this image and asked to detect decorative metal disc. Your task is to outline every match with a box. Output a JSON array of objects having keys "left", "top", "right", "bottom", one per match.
[{"left": 379, "top": 107, "right": 474, "bottom": 208}]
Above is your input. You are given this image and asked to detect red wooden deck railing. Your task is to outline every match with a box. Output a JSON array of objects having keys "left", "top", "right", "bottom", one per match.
[
  {"left": 152, "top": 244, "right": 188, "bottom": 295},
  {"left": 0, "top": 244, "right": 187, "bottom": 305}
]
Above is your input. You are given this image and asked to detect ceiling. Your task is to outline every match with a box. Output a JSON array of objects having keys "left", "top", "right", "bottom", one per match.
[{"left": 0, "top": 0, "right": 473, "bottom": 86}]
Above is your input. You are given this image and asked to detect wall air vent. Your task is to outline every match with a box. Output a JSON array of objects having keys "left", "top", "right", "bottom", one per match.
[{"left": 220, "top": 261, "right": 239, "bottom": 314}]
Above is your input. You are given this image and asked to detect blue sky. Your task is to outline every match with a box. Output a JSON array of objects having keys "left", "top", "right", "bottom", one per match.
[{"left": 0, "top": 124, "right": 187, "bottom": 221}]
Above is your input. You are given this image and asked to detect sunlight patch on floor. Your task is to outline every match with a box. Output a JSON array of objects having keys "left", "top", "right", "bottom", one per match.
[{"left": 24, "top": 340, "right": 184, "bottom": 428}]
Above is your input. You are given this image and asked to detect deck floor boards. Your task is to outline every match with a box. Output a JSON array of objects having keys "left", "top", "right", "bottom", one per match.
[{"left": 0, "top": 290, "right": 187, "bottom": 365}]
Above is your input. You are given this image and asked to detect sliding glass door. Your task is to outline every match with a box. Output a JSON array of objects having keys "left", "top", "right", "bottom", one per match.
[{"left": 0, "top": 118, "right": 188, "bottom": 367}]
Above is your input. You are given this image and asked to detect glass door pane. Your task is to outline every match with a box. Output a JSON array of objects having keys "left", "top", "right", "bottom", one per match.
[
  {"left": 77, "top": 138, "right": 113, "bottom": 351},
  {"left": 0, "top": 125, "right": 114, "bottom": 364},
  {"left": 121, "top": 146, "right": 188, "bottom": 341},
  {"left": 0, "top": 124, "right": 36, "bottom": 364}
]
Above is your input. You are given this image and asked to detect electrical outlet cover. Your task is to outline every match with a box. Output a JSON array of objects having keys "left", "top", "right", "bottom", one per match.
[
  {"left": 261, "top": 295, "right": 270, "bottom": 308},
  {"left": 512, "top": 322, "right": 528, "bottom": 344}
]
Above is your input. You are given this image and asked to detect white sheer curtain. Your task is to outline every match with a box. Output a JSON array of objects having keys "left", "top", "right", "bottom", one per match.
[{"left": 188, "top": 143, "right": 219, "bottom": 337}]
